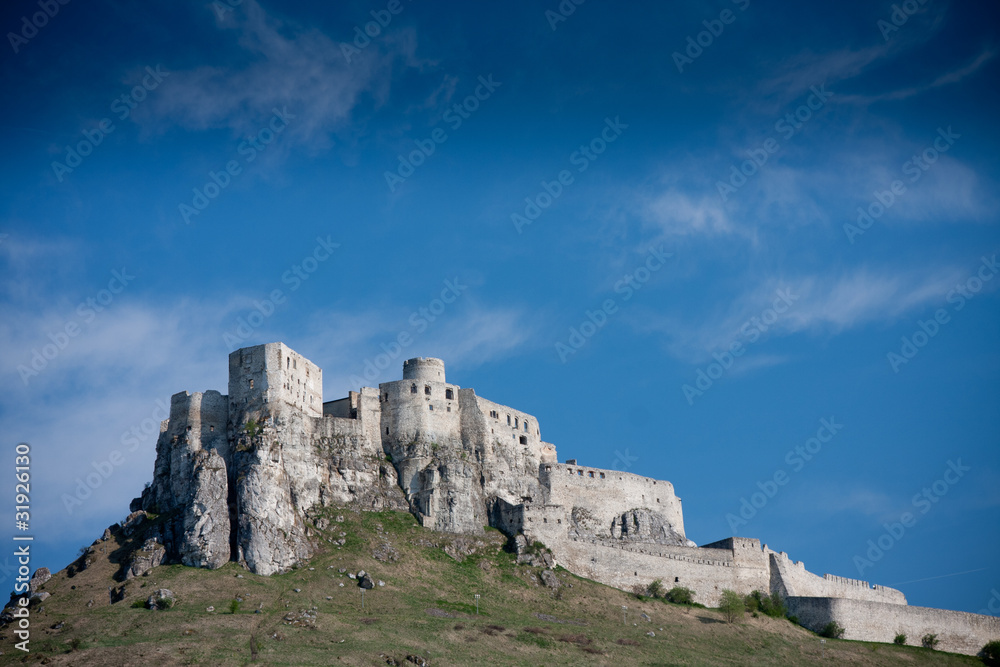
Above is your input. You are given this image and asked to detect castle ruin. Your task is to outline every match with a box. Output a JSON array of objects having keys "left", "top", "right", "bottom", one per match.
[{"left": 132, "top": 342, "right": 999, "bottom": 656}]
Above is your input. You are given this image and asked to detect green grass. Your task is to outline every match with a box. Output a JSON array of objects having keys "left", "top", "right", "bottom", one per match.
[{"left": 2, "top": 507, "right": 987, "bottom": 666}]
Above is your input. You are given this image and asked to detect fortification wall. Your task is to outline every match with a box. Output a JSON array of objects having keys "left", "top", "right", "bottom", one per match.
[
  {"left": 539, "top": 463, "right": 685, "bottom": 539},
  {"left": 787, "top": 597, "right": 1000, "bottom": 657},
  {"left": 769, "top": 550, "right": 906, "bottom": 604},
  {"left": 553, "top": 536, "right": 769, "bottom": 605}
]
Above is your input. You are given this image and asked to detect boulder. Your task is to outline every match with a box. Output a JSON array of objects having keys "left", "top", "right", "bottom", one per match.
[
  {"left": 359, "top": 573, "right": 375, "bottom": 590},
  {"left": 124, "top": 538, "right": 167, "bottom": 580},
  {"left": 540, "top": 569, "right": 560, "bottom": 590},
  {"left": 28, "top": 568, "right": 50, "bottom": 595},
  {"left": 146, "top": 588, "right": 175, "bottom": 610},
  {"left": 121, "top": 511, "right": 147, "bottom": 537}
]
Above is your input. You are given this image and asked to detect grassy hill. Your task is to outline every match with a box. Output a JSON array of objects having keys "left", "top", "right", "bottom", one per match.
[{"left": 0, "top": 508, "right": 986, "bottom": 666}]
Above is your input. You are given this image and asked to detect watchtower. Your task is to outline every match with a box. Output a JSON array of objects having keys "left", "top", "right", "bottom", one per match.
[{"left": 402, "top": 357, "right": 445, "bottom": 383}]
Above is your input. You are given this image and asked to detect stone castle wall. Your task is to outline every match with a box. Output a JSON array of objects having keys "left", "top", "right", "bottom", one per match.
[
  {"left": 787, "top": 596, "right": 1000, "bottom": 656},
  {"left": 768, "top": 549, "right": 906, "bottom": 604},
  {"left": 539, "top": 462, "right": 685, "bottom": 540},
  {"left": 554, "top": 536, "right": 770, "bottom": 604}
]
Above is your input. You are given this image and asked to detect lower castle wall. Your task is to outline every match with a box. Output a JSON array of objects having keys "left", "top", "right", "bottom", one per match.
[
  {"left": 552, "top": 536, "right": 770, "bottom": 605},
  {"left": 769, "top": 551, "right": 906, "bottom": 604},
  {"left": 787, "top": 596, "right": 1000, "bottom": 657}
]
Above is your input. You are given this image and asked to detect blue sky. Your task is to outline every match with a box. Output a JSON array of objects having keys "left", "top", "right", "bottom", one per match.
[{"left": 1, "top": 0, "right": 998, "bottom": 615}]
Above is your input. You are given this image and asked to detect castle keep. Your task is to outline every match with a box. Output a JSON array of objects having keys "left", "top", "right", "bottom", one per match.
[{"left": 133, "top": 342, "right": 999, "bottom": 656}]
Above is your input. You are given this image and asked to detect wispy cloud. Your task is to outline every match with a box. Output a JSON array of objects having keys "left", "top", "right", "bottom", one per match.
[
  {"left": 139, "top": 0, "right": 423, "bottom": 148},
  {"left": 840, "top": 50, "right": 996, "bottom": 105},
  {"left": 631, "top": 265, "right": 968, "bottom": 365}
]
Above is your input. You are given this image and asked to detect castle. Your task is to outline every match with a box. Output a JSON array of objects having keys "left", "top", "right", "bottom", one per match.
[{"left": 132, "top": 342, "right": 999, "bottom": 656}]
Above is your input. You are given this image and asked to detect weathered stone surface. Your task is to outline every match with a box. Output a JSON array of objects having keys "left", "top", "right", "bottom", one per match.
[
  {"left": 540, "top": 569, "right": 560, "bottom": 590},
  {"left": 29, "top": 568, "right": 50, "bottom": 595},
  {"left": 609, "top": 508, "right": 688, "bottom": 546},
  {"left": 178, "top": 450, "right": 230, "bottom": 569},
  {"left": 121, "top": 511, "right": 146, "bottom": 537},
  {"left": 124, "top": 538, "right": 167, "bottom": 580},
  {"left": 146, "top": 588, "right": 175, "bottom": 610}
]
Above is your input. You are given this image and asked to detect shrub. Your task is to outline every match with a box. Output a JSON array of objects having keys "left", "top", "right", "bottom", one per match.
[
  {"left": 982, "top": 640, "right": 1000, "bottom": 665},
  {"left": 719, "top": 589, "right": 745, "bottom": 624},
  {"left": 743, "top": 590, "right": 787, "bottom": 618},
  {"left": 630, "top": 583, "right": 648, "bottom": 599},
  {"left": 921, "top": 633, "right": 938, "bottom": 650},
  {"left": 820, "top": 622, "right": 845, "bottom": 639},
  {"left": 665, "top": 586, "right": 695, "bottom": 605},
  {"left": 647, "top": 578, "right": 664, "bottom": 599},
  {"left": 229, "top": 599, "right": 241, "bottom": 614},
  {"left": 893, "top": 633, "right": 906, "bottom": 646},
  {"left": 787, "top": 614, "right": 800, "bottom": 626},
  {"left": 131, "top": 599, "right": 146, "bottom": 609}
]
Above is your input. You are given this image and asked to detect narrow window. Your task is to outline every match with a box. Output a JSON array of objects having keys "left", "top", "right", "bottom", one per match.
[
  {"left": 445, "top": 388, "right": 454, "bottom": 400},
  {"left": 286, "top": 357, "right": 290, "bottom": 369},
  {"left": 411, "top": 384, "right": 417, "bottom": 394},
  {"left": 429, "top": 405, "right": 434, "bottom": 411},
  {"left": 210, "top": 425, "right": 214, "bottom": 432},
  {"left": 524, "top": 421, "right": 529, "bottom": 432},
  {"left": 507, "top": 415, "right": 511, "bottom": 425},
  {"left": 386, "top": 427, "right": 389, "bottom": 434},
  {"left": 293, "top": 359, "right": 297, "bottom": 369},
  {"left": 599, "top": 472, "right": 605, "bottom": 479},
  {"left": 425, "top": 385, "right": 431, "bottom": 396},
  {"left": 675, "top": 577, "right": 679, "bottom": 583},
  {"left": 447, "top": 406, "right": 451, "bottom": 412},
  {"left": 519, "top": 435, "right": 527, "bottom": 445},
  {"left": 588, "top": 471, "right": 594, "bottom": 478},
  {"left": 248, "top": 379, "right": 254, "bottom": 389},
  {"left": 383, "top": 393, "right": 388, "bottom": 401},
  {"left": 577, "top": 470, "right": 583, "bottom": 476}
]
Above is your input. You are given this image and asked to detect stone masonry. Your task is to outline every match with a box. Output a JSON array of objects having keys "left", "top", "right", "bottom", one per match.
[{"left": 130, "top": 343, "right": 999, "bottom": 656}]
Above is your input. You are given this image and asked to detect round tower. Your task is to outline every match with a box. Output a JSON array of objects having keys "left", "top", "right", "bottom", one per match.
[{"left": 402, "top": 357, "right": 445, "bottom": 382}]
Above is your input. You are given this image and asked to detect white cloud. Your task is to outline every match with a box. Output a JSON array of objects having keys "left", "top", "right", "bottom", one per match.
[{"left": 642, "top": 188, "right": 736, "bottom": 238}]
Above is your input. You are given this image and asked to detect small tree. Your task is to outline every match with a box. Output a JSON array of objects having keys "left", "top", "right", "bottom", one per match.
[
  {"left": 921, "top": 633, "right": 938, "bottom": 650},
  {"left": 820, "top": 621, "right": 845, "bottom": 639},
  {"left": 719, "top": 589, "right": 745, "bottom": 624},
  {"left": 893, "top": 633, "right": 906, "bottom": 645},
  {"left": 648, "top": 578, "right": 664, "bottom": 599}
]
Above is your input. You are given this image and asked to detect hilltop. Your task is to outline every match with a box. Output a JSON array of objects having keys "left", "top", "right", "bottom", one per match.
[{"left": 0, "top": 507, "right": 986, "bottom": 666}]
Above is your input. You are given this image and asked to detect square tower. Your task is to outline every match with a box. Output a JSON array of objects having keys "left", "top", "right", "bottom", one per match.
[{"left": 228, "top": 343, "right": 323, "bottom": 419}]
